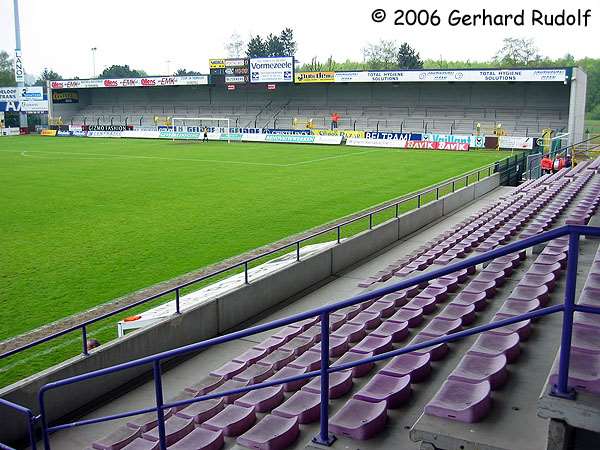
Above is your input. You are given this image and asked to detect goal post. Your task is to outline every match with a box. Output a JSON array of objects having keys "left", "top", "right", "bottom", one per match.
[{"left": 171, "top": 117, "right": 231, "bottom": 143}]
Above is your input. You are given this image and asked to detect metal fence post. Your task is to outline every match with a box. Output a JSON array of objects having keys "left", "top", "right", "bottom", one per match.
[
  {"left": 244, "top": 262, "right": 249, "bottom": 285},
  {"left": 369, "top": 213, "right": 373, "bottom": 229},
  {"left": 417, "top": 194, "right": 421, "bottom": 208},
  {"left": 436, "top": 187, "right": 439, "bottom": 200},
  {"left": 313, "top": 312, "right": 336, "bottom": 446},
  {"left": 395, "top": 203, "right": 399, "bottom": 218},
  {"left": 296, "top": 242, "right": 301, "bottom": 261},
  {"left": 81, "top": 325, "right": 88, "bottom": 356},
  {"left": 153, "top": 361, "right": 168, "bottom": 450},
  {"left": 336, "top": 226, "right": 341, "bottom": 244},
  {"left": 551, "top": 231, "right": 579, "bottom": 399},
  {"left": 175, "top": 288, "right": 181, "bottom": 314},
  {"left": 452, "top": 181, "right": 455, "bottom": 192}
]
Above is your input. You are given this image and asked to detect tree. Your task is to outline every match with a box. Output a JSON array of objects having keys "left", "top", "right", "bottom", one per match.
[
  {"left": 174, "top": 68, "right": 202, "bottom": 76},
  {"left": 247, "top": 35, "right": 266, "bottom": 58},
  {"left": 362, "top": 40, "right": 399, "bottom": 70},
  {"left": 0, "top": 51, "right": 16, "bottom": 86},
  {"left": 34, "top": 68, "right": 62, "bottom": 86},
  {"left": 397, "top": 42, "right": 423, "bottom": 69},
  {"left": 246, "top": 28, "right": 297, "bottom": 58},
  {"left": 494, "top": 38, "right": 540, "bottom": 67},
  {"left": 98, "top": 64, "right": 147, "bottom": 78},
  {"left": 225, "top": 32, "right": 245, "bottom": 58},
  {"left": 279, "top": 28, "right": 296, "bottom": 56}
]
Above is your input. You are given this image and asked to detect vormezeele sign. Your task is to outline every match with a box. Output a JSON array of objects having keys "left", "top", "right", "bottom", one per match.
[
  {"left": 250, "top": 57, "right": 293, "bottom": 83},
  {"left": 331, "top": 69, "right": 568, "bottom": 83},
  {"left": 0, "top": 86, "right": 44, "bottom": 102},
  {"left": 49, "top": 75, "right": 209, "bottom": 90}
]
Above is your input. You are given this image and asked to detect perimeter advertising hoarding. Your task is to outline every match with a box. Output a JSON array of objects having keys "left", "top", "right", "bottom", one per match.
[
  {"left": 294, "top": 72, "right": 335, "bottom": 83},
  {"left": 332, "top": 69, "right": 568, "bottom": 83},
  {"left": 250, "top": 57, "right": 293, "bottom": 83},
  {"left": 49, "top": 76, "right": 209, "bottom": 90},
  {"left": 0, "top": 86, "right": 44, "bottom": 102}
]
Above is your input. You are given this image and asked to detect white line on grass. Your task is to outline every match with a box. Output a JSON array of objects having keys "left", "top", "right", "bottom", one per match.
[{"left": 4, "top": 147, "right": 389, "bottom": 167}]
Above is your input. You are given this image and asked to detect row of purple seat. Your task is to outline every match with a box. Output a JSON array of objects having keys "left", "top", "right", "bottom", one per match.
[
  {"left": 566, "top": 177, "right": 600, "bottom": 225},
  {"left": 564, "top": 160, "right": 591, "bottom": 178},
  {"left": 90, "top": 166, "right": 597, "bottom": 449}
]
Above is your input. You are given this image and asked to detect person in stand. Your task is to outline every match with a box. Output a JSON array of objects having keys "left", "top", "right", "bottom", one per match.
[
  {"left": 541, "top": 156, "right": 553, "bottom": 175},
  {"left": 331, "top": 112, "right": 340, "bottom": 130},
  {"left": 203, "top": 127, "right": 209, "bottom": 143},
  {"left": 86, "top": 338, "right": 101, "bottom": 351}
]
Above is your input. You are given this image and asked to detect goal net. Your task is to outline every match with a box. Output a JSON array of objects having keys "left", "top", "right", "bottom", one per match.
[{"left": 171, "top": 117, "right": 231, "bottom": 143}]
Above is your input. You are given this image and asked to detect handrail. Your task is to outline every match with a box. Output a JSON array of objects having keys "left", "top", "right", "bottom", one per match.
[
  {"left": 0, "top": 398, "right": 37, "bottom": 450},
  {"left": 0, "top": 156, "right": 513, "bottom": 362},
  {"left": 32, "top": 225, "right": 600, "bottom": 449}
]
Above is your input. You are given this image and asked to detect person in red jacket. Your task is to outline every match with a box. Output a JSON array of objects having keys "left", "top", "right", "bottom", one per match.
[{"left": 541, "top": 156, "right": 553, "bottom": 175}]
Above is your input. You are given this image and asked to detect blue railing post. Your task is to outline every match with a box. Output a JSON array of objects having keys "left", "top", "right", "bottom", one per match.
[
  {"left": 81, "top": 325, "right": 88, "bottom": 356},
  {"left": 313, "top": 312, "right": 336, "bottom": 446},
  {"left": 153, "top": 361, "right": 168, "bottom": 450},
  {"left": 551, "top": 230, "right": 579, "bottom": 399}
]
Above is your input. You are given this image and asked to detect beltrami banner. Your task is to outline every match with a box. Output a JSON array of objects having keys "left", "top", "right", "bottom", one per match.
[
  {"left": 332, "top": 68, "right": 568, "bottom": 83},
  {"left": 294, "top": 72, "right": 335, "bottom": 83},
  {"left": 250, "top": 57, "right": 293, "bottom": 83},
  {"left": 49, "top": 75, "right": 208, "bottom": 90},
  {"left": 365, "top": 131, "right": 421, "bottom": 140},
  {"left": 498, "top": 136, "right": 535, "bottom": 149},
  {"left": 312, "top": 129, "right": 366, "bottom": 138}
]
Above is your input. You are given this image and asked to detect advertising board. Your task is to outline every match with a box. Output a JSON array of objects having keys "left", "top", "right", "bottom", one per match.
[{"left": 250, "top": 57, "right": 293, "bottom": 83}]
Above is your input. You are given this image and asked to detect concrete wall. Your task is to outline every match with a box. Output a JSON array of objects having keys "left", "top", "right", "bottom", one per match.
[
  {"left": 0, "top": 174, "right": 499, "bottom": 446},
  {"left": 568, "top": 68, "right": 588, "bottom": 145}
]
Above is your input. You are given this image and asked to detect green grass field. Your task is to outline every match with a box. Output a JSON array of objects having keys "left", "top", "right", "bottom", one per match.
[{"left": 0, "top": 135, "right": 505, "bottom": 386}]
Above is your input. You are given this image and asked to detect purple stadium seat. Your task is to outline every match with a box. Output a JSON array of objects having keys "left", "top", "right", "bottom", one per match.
[
  {"left": 268, "top": 366, "right": 309, "bottom": 392},
  {"left": 472, "top": 270, "right": 504, "bottom": 286},
  {"left": 237, "top": 415, "right": 299, "bottom": 450},
  {"left": 184, "top": 375, "right": 224, "bottom": 396},
  {"left": 175, "top": 398, "right": 225, "bottom": 424},
  {"left": 310, "top": 336, "right": 350, "bottom": 357},
  {"left": 201, "top": 405, "right": 257, "bottom": 437},
  {"left": 452, "top": 291, "right": 487, "bottom": 311},
  {"left": 279, "top": 336, "right": 314, "bottom": 356},
  {"left": 370, "top": 320, "right": 409, "bottom": 342},
  {"left": 120, "top": 439, "right": 157, "bottom": 450},
  {"left": 353, "top": 373, "right": 411, "bottom": 408},
  {"left": 425, "top": 380, "right": 491, "bottom": 423},
  {"left": 348, "top": 311, "right": 382, "bottom": 329},
  {"left": 364, "top": 300, "right": 396, "bottom": 318},
  {"left": 438, "top": 303, "right": 476, "bottom": 325},
  {"left": 470, "top": 332, "right": 520, "bottom": 363},
  {"left": 142, "top": 416, "right": 194, "bottom": 446},
  {"left": 579, "top": 288, "right": 600, "bottom": 308},
  {"left": 508, "top": 285, "right": 549, "bottom": 306},
  {"left": 379, "top": 353, "right": 431, "bottom": 383},
  {"left": 496, "top": 299, "right": 541, "bottom": 317},
  {"left": 420, "top": 318, "right": 462, "bottom": 337},
  {"left": 334, "top": 305, "right": 361, "bottom": 321},
  {"left": 405, "top": 295, "right": 437, "bottom": 314},
  {"left": 429, "top": 276, "right": 459, "bottom": 292},
  {"left": 574, "top": 311, "right": 600, "bottom": 329},
  {"left": 528, "top": 262, "right": 562, "bottom": 277},
  {"left": 572, "top": 324, "right": 600, "bottom": 354},
  {"left": 233, "top": 364, "right": 275, "bottom": 384},
  {"left": 298, "top": 326, "right": 322, "bottom": 343},
  {"left": 332, "top": 322, "right": 367, "bottom": 342},
  {"left": 211, "top": 379, "right": 250, "bottom": 404},
  {"left": 272, "top": 326, "right": 302, "bottom": 342},
  {"left": 168, "top": 427, "right": 224, "bottom": 450},
  {"left": 302, "top": 371, "right": 354, "bottom": 398},
  {"left": 329, "top": 399, "right": 387, "bottom": 440},
  {"left": 92, "top": 426, "right": 141, "bottom": 450},
  {"left": 272, "top": 391, "right": 321, "bottom": 424},
  {"left": 449, "top": 353, "right": 508, "bottom": 389},
  {"left": 549, "top": 349, "right": 600, "bottom": 394},
  {"left": 256, "top": 350, "right": 294, "bottom": 370},
  {"left": 289, "top": 317, "right": 319, "bottom": 332},
  {"left": 210, "top": 361, "right": 247, "bottom": 380},
  {"left": 352, "top": 335, "right": 393, "bottom": 355},
  {"left": 127, "top": 410, "right": 173, "bottom": 433},
  {"left": 410, "top": 333, "right": 449, "bottom": 361},
  {"left": 463, "top": 280, "right": 496, "bottom": 298},
  {"left": 489, "top": 314, "right": 532, "bottom": 340},
  {"left": 253, "top": 337, "right": 286, "bottom": 353},
  {"left": 234, "top": 386, "right": 285, "bottom": 413},
  {"left": 289, "top": 349, "right": 323, "bottom": 371},
  {"left": 521, "top": 273, "right": 556, "bottom": 290},
  {"left": 333, "top": 350, "right": 375, "bottom": 377},
  {"left": 329, "top": 314, "right": 346, "bottom": 332},
  {"left": 233, "top": 348, "right": 269, "bottom": 366},
  {"left": 388, "top": 307, "right": 424, "bottom": 327},
  {"left": 380, "top": 291, "right": 409, "bottom": 307}
]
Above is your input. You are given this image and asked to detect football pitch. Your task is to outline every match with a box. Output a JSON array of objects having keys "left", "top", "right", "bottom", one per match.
[{"left": 0, "top": 135, "right": 505, "bottom": 385}]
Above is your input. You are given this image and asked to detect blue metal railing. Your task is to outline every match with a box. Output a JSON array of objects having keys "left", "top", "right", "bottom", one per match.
[
  {"left": 16, "top": 225, "right": 598, "bottom": 449},
  {"left": 0, "top": 159, "right": 512, "bottom": 364},
  {"left": 0, "top": 398, "right": 36, "bottom": 450}
]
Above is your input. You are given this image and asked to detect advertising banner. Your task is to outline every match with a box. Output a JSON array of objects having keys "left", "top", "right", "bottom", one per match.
[
  {"left": 88, "top": 125, "right": 131, "bottom": 131},
  {"left": 265, "top": 128, "right": 311, "bottom": 135},
  {"left": 498, "top": 136, "right": 535, "bottom": 149},
  {"left": 1, "top": 100, "right": 48, "bottom": 113},
  {"left": 421, "top": 133, "right": 480, "bottom": 145},
  {"left": 121, "top": 130, "right": 161, "bottom": 139},
  {"left": 405, "top": 141, "right": 470, "bottom": 151},
  {"left": 158, "top": 130, "right": 201, "bottom": 140},
  {"left": 333, "top": 68, "right": 567, "bottom": 83},
  {"left": 50, "top": 75, "right": 208, "bottom": 90},
  {"left": 225, "top": 76, "right": 246, "bottom": 84},
  {"left": 40, "top": 129, "right": 57, "bottom": 136},
  {"left": 0, "top": 86, "right": 44, "bottom": 102},
  {"left": 365, "top": 131, "right": 421, "bottom": 140},
  {"left": 209, "top": 59, "right": 225, "bottom": 69},
  {"left": 346, "top": 138, "right": 406, "bottom": 148},
  {"left": 1, "top": 127, "right": 20, "bottom": 136},
  {"left": 250, "top": 57, "right": 293, "bottom": 83},
  {"left": 14, "top": 51, "right": 24, "bottom": 83},
  {"left": 52, "top": 90, "right": 79, "bottom": 103},
  {"left": 295, "top": 72, "right": 335, "bottom": 83},
  {"left": 88, "top": 130, "right": 123, "bottom": 138},
  {"left": 312, "top": 129, "right": 366, "bottom": 138}
]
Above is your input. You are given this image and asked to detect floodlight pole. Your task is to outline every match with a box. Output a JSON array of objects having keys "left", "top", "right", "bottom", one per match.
[
  {"left": 91, "top": 47, "right": 97, "bottom": 78},
  {"left": 13, "top": 0, "right": 28, "bottom": 129}
]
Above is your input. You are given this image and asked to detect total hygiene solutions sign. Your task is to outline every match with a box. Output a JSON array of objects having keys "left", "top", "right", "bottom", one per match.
[{"left": 250, "top": 57, "right": 293, "bottom": 83}]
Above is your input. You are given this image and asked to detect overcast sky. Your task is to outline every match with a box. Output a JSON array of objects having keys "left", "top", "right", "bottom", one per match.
[{"left": 1, "top": 0, "right": 598, "bottom": 79}]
